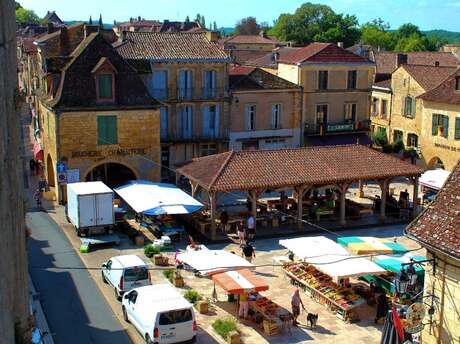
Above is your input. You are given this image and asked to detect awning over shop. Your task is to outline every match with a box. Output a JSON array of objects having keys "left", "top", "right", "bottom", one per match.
[
  {"left": 176, "top": 249, "right": 253, "bottom": 276},
  {"left": 33, "top": 140, "right": 43, "bottom": 161},
  {"left": 212, "top": 269, "right": 269, "bottom": 294},
  {"left": 419, "top": 169, "right": 450, "bottom": 190},
  {"left": 374, "top": 253, "right": 425, "bottom": 275},
  {"left": 337, "top": 236, "right": 408, "bottom": 255},
  {"left": 305, "top": 133, "right": 372, "bottom": 146},
  {"left": 114, "top": 180, "right": 203, "bottom": 215},
  {"left": 279, "top": 236, "right": 385, "bottom": 281}
]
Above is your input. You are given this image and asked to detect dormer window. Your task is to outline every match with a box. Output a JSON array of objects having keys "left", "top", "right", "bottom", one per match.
[
  {"left": 455, "top": 76, "right": 460, "bottom": 91},
  {"left": 91, "top": 57, "right": 117, "bottom": 103}
]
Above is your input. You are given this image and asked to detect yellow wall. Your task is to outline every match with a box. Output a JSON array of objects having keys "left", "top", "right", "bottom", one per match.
[
  {"left": 420, "top": 100, "right": 460, "bottom": 171},
  {"left": 371, "top": 89, "right": 392, "bottom": 140},
  {"left": 277, "top": 63, "right": 300, "bottom": 84},
  {"left": 421, "top": 251, "right": 460, "bottom": 344}
]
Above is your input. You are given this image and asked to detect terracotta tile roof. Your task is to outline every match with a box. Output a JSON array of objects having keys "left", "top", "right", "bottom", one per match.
[
  {"left": 230, "top": 50, "right": 269, "bottom": 65},
  {"left": 246, "top": 47, "right": 302, "bottom": 68},
  {"left": 402, "top": 64, "right": 457, "bottom": 91},
  {"left": 220, "top": 35, "right": 278, "bottom": 45},
  {"left": 158, "top": 21, "right": 201, "bottom": 33},
  {"left": 229, "top": 67, "right": 300, "bottom": 91},
  {"left": 18, "top": 37, "right": 38, "bottom": 53},
  {"left": 373, "top": 78, "right": 391, "bottom": 89},
  {"left": 177, "top": 145, "right": 422, "bottom": 192},
  {"left": 278, "top": 43, "right": 370, "bottom": 65},
  {"left": 114, "top": 32, "right": 229, "bottom": 62},
  {"left": 374, "top": 52, "right": 459, "bottom": 75},
  {"left": 418, "top": 68, "right": 460, "bottom": 105},
  {"left": 406, "top": 161, "right": 460, "bottom": 259}
]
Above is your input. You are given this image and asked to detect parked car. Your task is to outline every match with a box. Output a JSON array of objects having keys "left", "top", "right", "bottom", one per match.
[
  {"left": 122, "top": 284, "right": 197, "bottom": 344},
  {"left": 101, "top": 255, "right": 151, "bottom": 300}
]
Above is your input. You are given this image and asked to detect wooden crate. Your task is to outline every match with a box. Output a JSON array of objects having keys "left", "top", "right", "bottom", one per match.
[{"left": 263, "top": 319, "right": 279, "bottom": 336}]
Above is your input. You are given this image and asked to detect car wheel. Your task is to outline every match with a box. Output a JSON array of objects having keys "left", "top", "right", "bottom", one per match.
[
  {"left": 122, "top": 306, "right": 129, "bottom": 323},
  {"left": 115, "top": 288, "right": 121, "bottom": 301},
  {"left": 101, "top": 271, "right": 107, "bottom": 284},
  {"left": 145, "top": 334, "right": 153, "bottom": 344}
]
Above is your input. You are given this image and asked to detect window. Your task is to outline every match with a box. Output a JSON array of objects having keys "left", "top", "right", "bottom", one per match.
[
  {"left": 200, "top": 143, "right": 217, "bottom": 156},
  {"left": 203, "top": 105, "right": 220, "bottom": 137},
  {"left": 347, "top": 70, "right": 357, "bottom": 89},
  {"left": 160, "top": 106, "right": 168, "bottom": 139},
  {"left": 407, "top": 133, "right": 418, "bottom": 147},
  {"left": 455, "top": 117, "right": 460, "bottom": 140},
  {"left": 316, "top": 104, "right": 328, "bottom": 132},
  {"left": 152, "top": 70, "right": 168, "bottom": 100},
  {"left": 455, "top": 76, "right": 460, "bottom": 91},
  {"left": 124, "top": 267, "right": 148, "bottom": 282},
  {"left": 178, "top": 70, "right": 193, "bottom": 99},
  {"left": 97, "top": 115, "right": 117, "bottom": 145},
  {"left": 404, "top": 96, "right": 415, "bottom": 117},
  {"left": 159, "top": 309, "right": 193, "bottom": 325},
  {"left": 372, "top": 97, "right": 379, "bottom": 116},
  {"left": 246, "top": 105, "right": 256, "bottom": 130},
  {"left": 393, "top": 129, "right": 403, "bottom": 143},
  {"left": 97, "top": 74, "right": 113, "bottom": 99},
  {"left": 271, "top": 104, "right": 281, "bottom": 129},
  {"left": 179, "top": 106, "right": 193, "bottom": 139},
  {"left": 381, "top": 99, "right": 388, "bottom": 118},
  {"left": 203, "top": 70, "right": 217, "bottom": 98},
  {"left": 432, "top": 113, "right": 449, "bottom": 138},
  {"left": 344, "top": 103, "right": 357, "bottom": 123},
  {"left": 318, "top": 71, "right": 328, "bottom": 90}
]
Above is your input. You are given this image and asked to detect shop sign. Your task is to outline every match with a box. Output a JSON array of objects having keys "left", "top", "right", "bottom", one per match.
[
  {"left": 71, "top": 147, "right": 146, "bottom": 158},
  {"left": 57, "top": 162, "right": 67, "bottom": 173},
  {"left": 66, "top": 169, "right": 80, "bottom": 184},
  {"left": 434, "top": 143, "right": 460, "bottom": 152},
  {"left": 57, "top": 172, "right": 67, "bottom": 184},
  {"left": 404, "top": 303, "right": 426, "bottom": 334},
  {"left": 327, "top": 123, "right": 354, "bottom": 132}
]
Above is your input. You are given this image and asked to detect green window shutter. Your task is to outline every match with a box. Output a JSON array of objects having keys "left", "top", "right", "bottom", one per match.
[
  {"left": 443, "top": 116, "right": 449, "bottom": 138},
  {"left": 97, "top": 115, "right": 117, "bottom": 145},
  {"left": 455, "top": 118, "right": 460, "bottom": 140},
  {"left": 107, "top": 115, "right": 118, "bottom": 144},
  {"left": 98, "top": 74, "right": 113, "bottom": 98},
  {"left": 432, "top": 114, "right": 437, "bottom": 136}
]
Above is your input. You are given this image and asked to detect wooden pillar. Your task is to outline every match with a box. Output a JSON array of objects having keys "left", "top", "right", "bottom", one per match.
[
  {"left": 379, "top": 179, "right": 389, "bottom": 222},
  {"left": 358, "top": 180, "right": 364, "bottom": 198},
  {"left": 189, "top": 180, "right": 200, "bottom": 198},
  {"left": 248, "top": 189, "right": 264, "bottom": 230},
  {"left": 209, "top": 191, "right": 217, "bottom": 240},
  {"left": 175, "top": 171, "right": 181, "bottom": 186},
  {"left": 412, "top": 176, "right": 419, "bottom": 218},
  {"left": 337, "top": 183, "right": 350, "bottom": 226},
  {"left": 295, "top": 185, "right": 309, "bottom": 229}
]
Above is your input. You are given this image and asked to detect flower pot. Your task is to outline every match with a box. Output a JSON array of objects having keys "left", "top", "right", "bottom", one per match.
[
  {"left": 227, "top": 331, "right": 240, "bottom": 344},
  {"left": 154, "top": 254, "right": 168, "bottom": 266},
  {"left": 196, "top": 301, "right": 208, "bottom": 314}
]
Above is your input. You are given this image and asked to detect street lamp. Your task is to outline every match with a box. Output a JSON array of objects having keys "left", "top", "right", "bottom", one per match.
[{"left": 395, "top": 268, "right": 409, "bottom": 294}]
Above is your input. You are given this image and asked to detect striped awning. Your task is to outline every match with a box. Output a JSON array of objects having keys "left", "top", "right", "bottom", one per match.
[{"left": 212, "top": 269, "right": 269, "bottom": 294}]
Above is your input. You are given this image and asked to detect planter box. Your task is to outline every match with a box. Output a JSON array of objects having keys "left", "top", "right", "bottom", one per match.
[
  {"left": 196, "top": 301, "right": 208, "bottom": 314},
  {"left": 154, "top": 254, "right": 168, "bottom": 266},
  {"left": 173, "top": 277, "right": 184, "bottom": 288},
  {"left": 227, "top": 331, "right": 240, "bottom": 344}
]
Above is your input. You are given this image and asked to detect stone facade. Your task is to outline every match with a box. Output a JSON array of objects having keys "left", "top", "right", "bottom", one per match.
[
  {"left": 0, "top": 0, "right": 31, "bottom": 342},
  {"left": 370, "top": 87, "right": 392, "bottom": 140}
]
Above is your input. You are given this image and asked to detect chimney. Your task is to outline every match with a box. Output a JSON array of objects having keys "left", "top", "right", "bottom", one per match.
[
  {"left": 271, "top": 51, "right": 280, "bottom": 64},
  {"left": 47, "top": 22, "right": 54, "bottom": 34},
  {"left": 163, "top": 19, "right": 169, "bottom": 23},
  {"left": 59, "top": 26, "right": 69, "bottom": 56},
  {"left": 138, "top": 16, "right": 141, "bottom": 21},
  {"left": 84, "top": 24, "right": 99, "bottom": 39},
  {"left": 396, "top": 53, "right": 408, "bottom": 67},
  {"left": 337, "top": 42, "right": 344, "bottom": 48},
  {"left": 259, "top": 30, "right": 266, "bottom": 38},
  {"left": 206, "top": 31, "right": 218, "bottom": 42}
]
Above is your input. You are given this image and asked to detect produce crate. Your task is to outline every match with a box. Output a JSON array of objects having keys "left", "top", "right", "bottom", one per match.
[{"left": 263, "top": 319, "right": 279, "bottom": 336}]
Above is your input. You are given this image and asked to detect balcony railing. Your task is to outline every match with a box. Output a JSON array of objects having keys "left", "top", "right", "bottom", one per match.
[
  {"left": 161, "top": 131, "right": 229, "bottom": 143},
  {"left": 305, "top": 120, "right": 371, "bottom": 135},
  {"left": 150, "top": 87, "right": 228, "bottom": 101}
]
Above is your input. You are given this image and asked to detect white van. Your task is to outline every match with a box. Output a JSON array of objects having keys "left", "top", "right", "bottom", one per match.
[
  {"left": 101, "top": 255, "right": 151, "bottom": 300},
  {"left": 122, "top": 284, "right": 197, "bottom": 344}
]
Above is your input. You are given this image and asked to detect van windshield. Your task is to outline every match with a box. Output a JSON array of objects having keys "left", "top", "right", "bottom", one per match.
[
  {"left": 124, "top": 267, "right": 148, "bottom": 282},
  {"left": 158, "top": 309, "right": 192, "bottom": 325}
]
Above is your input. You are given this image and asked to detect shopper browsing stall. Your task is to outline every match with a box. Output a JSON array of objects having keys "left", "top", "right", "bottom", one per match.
[
  {"left": 242, "top": 242, "right": 255, "bottom": 263},
  {"left": 238, "top": 292, "right": 249, "bottom": 319},
  {"left": 291, "top": 288, "right": 306, "bottom": 326}
]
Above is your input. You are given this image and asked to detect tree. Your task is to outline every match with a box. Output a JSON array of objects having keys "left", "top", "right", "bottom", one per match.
[
  {"left": 15, "top": 1, "right": 21, "bottom": 10},
  {"left": 360, "top": 19, "right": 395, "bottom": 50},
  {"left": 98, "top": 14, "right": 103, "bottom": 27},
  {"left": 185, "top": 15, "right": 190, "bottom": 23},
  {"left": 89, "top": 15, "right": 93, "bottom": 25},
  {"left": 15, "top": 7, "right": 40, "bottom": 24},
  {"left": 195, "top": 13, "right": 201, "bottom": 25},
  {"left": 235, "top": 16, "right": 260, "bottom": 35},
  {"left": 395, "top": 23, "right": 421, "bottom": 40},
  {"left": 213, "top": 21, "right": 217, "bottom": 31},
  {"left": 201, "top": 15, "right": 206, "bottom": 28},
  {"left": 269, "top": 2, "right": 360, "bottom": 46}
]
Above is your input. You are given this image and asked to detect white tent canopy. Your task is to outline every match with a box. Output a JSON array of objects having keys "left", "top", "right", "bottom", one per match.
[
  {"left": 279, "top": 236, "right": 385, "bottom": 281},
  {"left": 419, "top": 169, "right": 450, "bottom": 190},
  {"left": 176, "top": 250, "right": 253, "bottom": 276},
  {"left": 114, "top": 180, "right": 203, "bottom": 215}
]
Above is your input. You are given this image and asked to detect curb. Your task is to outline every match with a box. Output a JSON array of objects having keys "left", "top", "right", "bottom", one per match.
[{"left": 29, "top": 275, "right": 55, "bottom": 344}]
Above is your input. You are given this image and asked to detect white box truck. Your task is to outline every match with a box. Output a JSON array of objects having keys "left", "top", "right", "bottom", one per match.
[{"left": 66, "top": 181, "right": 115, "bottom": 237}]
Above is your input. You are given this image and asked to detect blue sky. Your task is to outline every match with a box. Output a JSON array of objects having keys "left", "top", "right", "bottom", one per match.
[{"left": 19, "top": 0, "right": 460, "bottom": 31}]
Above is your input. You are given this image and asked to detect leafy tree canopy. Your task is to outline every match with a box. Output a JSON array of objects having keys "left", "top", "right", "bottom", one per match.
[
  {"left": 16, "top": 7, "right": 40, "bottom": 24},
  {"left": 234, "top": 16, "right": 262, "bottom": 35}
]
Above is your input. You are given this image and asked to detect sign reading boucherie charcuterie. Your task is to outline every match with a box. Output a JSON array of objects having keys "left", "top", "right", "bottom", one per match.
[{"left": 71, "top": 148, "right": 146, "bottom": 158}]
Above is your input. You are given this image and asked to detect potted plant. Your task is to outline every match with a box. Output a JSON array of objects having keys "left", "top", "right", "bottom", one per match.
[
  {"left": 144, "top": 244, "right": 160, "bottom": 258},
  {"left": 212, "top": 318, "right": 239, "bottom": 344},
  {"left": 184, "top": 290, "right": 209, "bottom": 313},
  {"left": 173, "top": 270, "right": 185, "bottom": 287}
]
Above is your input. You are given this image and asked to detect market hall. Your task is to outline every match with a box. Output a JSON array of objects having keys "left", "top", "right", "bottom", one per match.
[{"left": 176, "top": 144, "right": 423, "bottom": 240}]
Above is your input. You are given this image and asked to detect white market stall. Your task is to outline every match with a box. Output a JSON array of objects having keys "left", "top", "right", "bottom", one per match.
[
  {"left": 176, "top": 249, "right": 253, "bottom": 276},
  {"left": 114, "top": 180, "right": 203, "bottom": 215},
  {"left": 419, "top": 169, "right": 450, "bottom": 191}
]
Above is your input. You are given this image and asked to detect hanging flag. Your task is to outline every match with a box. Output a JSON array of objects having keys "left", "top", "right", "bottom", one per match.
[{"left": 392, "top": 306, "right": 405, "bottom": 340}]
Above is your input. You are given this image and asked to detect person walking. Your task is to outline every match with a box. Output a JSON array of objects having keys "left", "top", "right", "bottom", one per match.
[
  {"left": 291, "top": 288, "right": 306, "bottom": 326},
  {"left": 236, "top": 220, "right": 245, "bottom": 246},
  {"left": 34, "top": 189, "right": 42, "bottom": 209},
  {"left": 29, "top": 159, "right": 36, "bottom": 176},
  {"left": 247, "top": 214, "right": 255, "bottom": 241},
  {"left": 238, "top": 292, "right": 249, "bottom": 319},
  {"left": 242, "top": 242, "right": 255, "bottom": 263},
  {"left": 219, "top": 210, "right": 229, "bottom": 234}
]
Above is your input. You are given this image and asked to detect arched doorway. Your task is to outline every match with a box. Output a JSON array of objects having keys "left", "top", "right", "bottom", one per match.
[
  {"left": 85, "top": 162, "right": 136, "bottom": 188},
  {"left": 46, "top": 154, "right": 55, "bottom": 187},
  {"left": 428, "top": 157, "right": 445, "bottom": 169}
]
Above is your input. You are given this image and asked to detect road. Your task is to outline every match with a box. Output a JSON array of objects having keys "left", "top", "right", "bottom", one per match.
[{"left": 27, "top": 210, "right": 132, "bottom": 344}]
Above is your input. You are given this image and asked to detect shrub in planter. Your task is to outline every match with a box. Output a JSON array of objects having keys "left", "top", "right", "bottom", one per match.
[
  {"left": 371, "top": 131, "right": 388, "bottom": 147},
  {"left": 144, "top": 244, "right": 160, "bottom": 258},
  {"left": 382, "top": 143, "right": 394, "bottom": 153},
  {"left": 403, "top": 148, "right": 416, "bottom": 159},
  {"left": 212, "top": 318, "right": 237, "bottom": 339},
  {"left": 184, "top": 290, "right": 202, "bottom": 304},
  {"left": 393, "top": 140, "right": 405, "bottom": 153},
  {"left": 163, "top": 269, "right": 175, "bottom": 282}
]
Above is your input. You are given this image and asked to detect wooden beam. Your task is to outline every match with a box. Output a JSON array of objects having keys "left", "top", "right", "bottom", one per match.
[{"left": 295, "top": 185, "right": 310, "bottom": 229}]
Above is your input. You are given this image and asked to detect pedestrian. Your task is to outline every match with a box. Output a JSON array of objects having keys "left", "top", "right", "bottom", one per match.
[
  {"left": 247, "top": 214, "right": 255, "bottom": 241},
  {"left": 219, "top": 210, "right": 229, "bottom": 234},
  {"left": 34, "top": 189, "right": 42, "bottom": 209},
  {"left": 374, "top": 288, "right": 389, "bottom": 324},
  {"left": 291, "top": 288, "right": 306, "bottom": 326},
  {"left": 29, "top": 159, "right": 36, "bottom": 176},
  {"left": 238, "top": 292, "right": 249, "bottom": 319},
  {"left": 236, "top": 220, "right": 245, "bottom": 246},
  {"left": 242, "top": 242, "right": 255, "bottom": 263}
]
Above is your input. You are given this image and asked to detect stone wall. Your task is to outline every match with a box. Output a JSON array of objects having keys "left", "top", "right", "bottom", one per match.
[{"left": 0, "top": 0, "right": 31, "bottom": 342}]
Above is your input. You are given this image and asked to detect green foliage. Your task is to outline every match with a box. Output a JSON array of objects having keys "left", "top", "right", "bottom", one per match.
[
  {"left": 15, "top": 1, "right": 22, "bottom": 10},
  {"left": 184, "top": 290, "right": 202, "bottom": 304},
  {"left": 144, "top": 244, "right": 160, "bottom": 258},
  {"left": 16, "top": 7, "right": 40, "bottom": 24},
  {"left": 212, "top": 318, "right": 237, "bottom": 339},
  {"left": 269, "top": 2, "right": 360, "bottom": 46},
  {"left": 235, "top": 16, "right": 261, "bottom": 35},
  {"left": 372, "top": 130, "right": 388, "bottom": 147},
  {"left": 360, "top": 19, "right": 395, "bottom": 51},
  {"left": 393, "top": 140, "right": 405, "bottom": 153},
  {"left": 382, "top": 144, "right": 394, "bottom": 153},
  {"left": 163, "top": 269, "right": 174, "bottom": 282},
  {"left": 424, "top": 30, "right": 460, "bottom": 44}
]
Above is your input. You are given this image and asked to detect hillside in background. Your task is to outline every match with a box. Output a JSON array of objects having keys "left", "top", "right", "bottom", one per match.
[{"left": 423, "top": 30, "right": 460, "bottom": 43}]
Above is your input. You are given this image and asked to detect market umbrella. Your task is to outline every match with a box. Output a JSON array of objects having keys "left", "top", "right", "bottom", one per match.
[
  {"left": 337, "top": 236, "right": 408, "bottom": 255},
  {"left": 212, "top": 269, "right": 269, "bottom": 294}
]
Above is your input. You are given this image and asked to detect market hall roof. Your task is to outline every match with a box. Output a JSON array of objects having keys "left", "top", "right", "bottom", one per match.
[
  {"left": 114, "top": 32, "right": 230, "bottom": 62},
  {"left": 176, "top": 145, "right": 423, "bottom": 192},
  {"left": 418, "top": 67, "right": 460, "bottom": 105},
  {"left": 405, "top": 161, "right": 460, "bottom": 259}
]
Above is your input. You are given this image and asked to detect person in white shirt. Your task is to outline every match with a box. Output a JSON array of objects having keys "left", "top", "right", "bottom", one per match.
[{"left": 247, "top": 215, "right": 255, "bottom": 241}]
